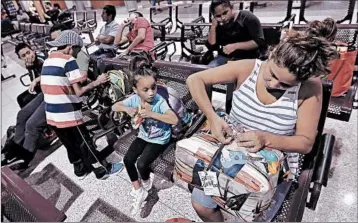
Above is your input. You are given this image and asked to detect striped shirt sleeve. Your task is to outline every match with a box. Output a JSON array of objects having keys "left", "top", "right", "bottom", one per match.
[{"left": 65, "top": 57, "right": 86, "bottom": 84}]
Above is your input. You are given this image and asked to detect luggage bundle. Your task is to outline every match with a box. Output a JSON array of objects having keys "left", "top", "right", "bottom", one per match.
[{"left": 174, "top": 113, "right": 285, "bottom": 221}]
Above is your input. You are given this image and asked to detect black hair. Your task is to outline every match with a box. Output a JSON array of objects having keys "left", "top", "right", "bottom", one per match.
[
  {"left": 103, "top": 5, "right": 116, "bottom": 21},
  {"left": 306, "top": 18, "right": 337, "bottom": 42},
  {"left": 49, "top": 23, "right": 67, "bottom": 34},
  {"left": 129, "top": 56, "right": 157, "bottom": 88},
  {"left": 53, "top": 3, "right": 60, "bottom": 9},
  {"left": 15, "top": 42, "right": 32, "bottom": 57},
  {"left": 210, "top": 0, "right": 232, "bottom": 14},
  {"left": 71, "top": 45, "right": 82, "bottom": 58},
  {"left": 56, "top": 45, "right": 68, "bottom": 50},
  {"left": 45, "top": 2, "right": 51, "bottom": 6},
  {"left": 271, "top": 31, "right": 339, "bottom": 81},
  {"left": 130, "top": 11, "right": 143, "bottom": 18}
]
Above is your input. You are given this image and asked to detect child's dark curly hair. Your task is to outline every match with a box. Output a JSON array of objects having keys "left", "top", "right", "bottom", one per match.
[
  {"left": 129, "top": 55, "right": 157, "bottom": 88},
  {"left": 270, "top": 31, "right": 339, "bottom": 81}
]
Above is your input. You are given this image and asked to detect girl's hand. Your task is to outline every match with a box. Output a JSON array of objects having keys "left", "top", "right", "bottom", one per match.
[
  {"left": 139, "top": 108, "right": 152, "bottom": 119},
  {"left": 125, "top": 107, "right": 137, "bottom": 117},
  {"left": 236, "top": 130, "right": 267, "bottom": 153}
]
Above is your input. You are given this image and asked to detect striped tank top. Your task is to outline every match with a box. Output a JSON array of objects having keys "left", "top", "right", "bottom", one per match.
[{"left": 230, "top": 59, "right": 301, "bottom": 177}]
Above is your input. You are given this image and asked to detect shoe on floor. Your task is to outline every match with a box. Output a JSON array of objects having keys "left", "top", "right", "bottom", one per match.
[
  {"left": 142, "top": 176, "right": 153, "bottom": 191},
  {"left": 94, "top": 162, "right": 124, "bottom": 180},
  {"left": 73, "top": 160, "right": 91, "bottom": 179},
  {"left": 130, "top": 187, "right": 148, "bottom": 215}
]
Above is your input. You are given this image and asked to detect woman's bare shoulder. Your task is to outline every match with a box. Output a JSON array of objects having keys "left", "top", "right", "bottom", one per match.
[
  {"left": 299, "top": 77, "right": 323, "bottom": 100},
  {"left": 226, "top": 59, "right": 257, "bottom": 83}
]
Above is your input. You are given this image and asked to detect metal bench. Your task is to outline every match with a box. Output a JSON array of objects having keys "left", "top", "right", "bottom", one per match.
[{"left": 1, "top": 166, "right": 66, "bottom": 222}]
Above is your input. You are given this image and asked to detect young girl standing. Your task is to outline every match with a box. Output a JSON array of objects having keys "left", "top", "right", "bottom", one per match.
[{"left": 112, "top": 56, "right": 178, "bottom": 215}]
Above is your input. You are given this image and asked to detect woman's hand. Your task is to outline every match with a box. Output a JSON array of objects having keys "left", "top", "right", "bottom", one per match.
[
  {"left": 236, "top": 130, "right": 267, "bottom": 153},
  {"left": 208, "top": 115, "right": 233, "bottom": 144}
]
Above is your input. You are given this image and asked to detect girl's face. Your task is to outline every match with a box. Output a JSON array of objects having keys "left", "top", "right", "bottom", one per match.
[
  {"left": 134, "top": 75, "right": 157, "bottom": 103},
  {"left": 263, "top": 59, "right": 299, "bottom": 90},
  {"left": 213, "top": 4, "right": 234, "bottom": 26}
]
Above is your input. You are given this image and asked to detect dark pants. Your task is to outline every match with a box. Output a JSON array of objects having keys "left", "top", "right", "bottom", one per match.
[
  {"left": 90, "top": 48, "right": 116, "bottom": 77},
  {"left": 123, "top": 137, "right": 166, "bottom": 182},
  {"left": 13, "top": 93, "right": 47, "bottom": 153},
  {"left": 51, "top": 124, "right": 106, "bottom": 170}
]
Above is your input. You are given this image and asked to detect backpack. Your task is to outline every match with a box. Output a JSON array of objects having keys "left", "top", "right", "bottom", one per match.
[
  {"left": 107, "top": 70, "right": 133, "bottom": 102},
  {"left": 156, "top": 82, "right": 193, "bottom": 136},
  {"left": 174, "top": 113, "right": 284, "bottom": 221}
]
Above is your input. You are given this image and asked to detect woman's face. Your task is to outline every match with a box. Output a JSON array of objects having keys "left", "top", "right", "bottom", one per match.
[
  {"left": 263, "top": 59, "right": 299, "bottom": 90},
  {"left": 213, "top": 4, "right": 234, "bottom": 26}
]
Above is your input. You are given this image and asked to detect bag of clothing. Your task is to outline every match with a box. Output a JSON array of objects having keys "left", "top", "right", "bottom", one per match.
[
  {"left": 327, "top": 48, "right": 357, "bottom": 97},
  {"left": 174, "top": 113, "right": 284, "bottom": 221}
]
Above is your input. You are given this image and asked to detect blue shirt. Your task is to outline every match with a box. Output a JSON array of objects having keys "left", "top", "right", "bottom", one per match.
[{"left": 123, "top": 94, "right": 172, "bottom": 145}]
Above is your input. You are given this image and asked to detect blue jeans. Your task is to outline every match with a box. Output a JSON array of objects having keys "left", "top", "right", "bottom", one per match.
[
  {"left": 208, "top": 55, "right": 230, "bottom": 67},
  {"left": 152, "top": 0, "right": 172, "bottom": 6}
]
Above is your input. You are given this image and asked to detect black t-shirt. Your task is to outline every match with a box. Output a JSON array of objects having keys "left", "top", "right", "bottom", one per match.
[{"left": 207, "top": 10, "right": 266, "bottom": 60}]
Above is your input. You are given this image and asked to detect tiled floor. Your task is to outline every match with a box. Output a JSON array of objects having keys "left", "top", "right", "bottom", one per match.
[{"left": 1, "top": 1, "right": 358, "bottom": 222}]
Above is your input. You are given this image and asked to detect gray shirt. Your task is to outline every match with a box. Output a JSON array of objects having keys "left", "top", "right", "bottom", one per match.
[
  {"left": 97, "top": 20, "right": 120, "bottom": 49},
  {"left": 76, "top": 49, "right": 90, "bottom": 72}
]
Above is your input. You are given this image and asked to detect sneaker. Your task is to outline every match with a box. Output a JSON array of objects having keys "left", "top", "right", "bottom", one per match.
[
  {"left": 1, "top": 156, "right": 25, "bottom": 167},
  {"left": 130, "top": 187, "right": 148, "bottom": 215},
  {"left": 129, "top": 188, "right": 136, "bottom": 197},
  {"left": 94, "top": 166, "right": 109, "bottom": 180},
  {"left": 73, "top": 161, "right": 90, "bottom": 179},
  {"left": 108, "top": 162, "right": 124, "bottom": 174},
  {"left": 142, "top": 177, "right": 153, "bottom": 191},
  {"left": 94, "top": 162, "right": 124, "bottom": 180}
]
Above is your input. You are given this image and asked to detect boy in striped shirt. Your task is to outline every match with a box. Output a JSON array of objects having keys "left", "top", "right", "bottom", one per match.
[{"left": 42, "top": 30, "right": 123, "bottom": 179}]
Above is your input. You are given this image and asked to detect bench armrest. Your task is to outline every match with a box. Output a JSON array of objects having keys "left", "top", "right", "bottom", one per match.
[
  {"left": 1, "top": 166, "right": 66, "bottom": 222},
  {"left": 307, "top": 133, "right": 336, "bottom": 210}
]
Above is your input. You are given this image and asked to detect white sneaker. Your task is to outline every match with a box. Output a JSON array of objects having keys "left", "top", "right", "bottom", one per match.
[
  {"left": 129, "top": 187, "right": 136, "bottom": 197},
  {"left": 130, "top": 188, "right": 148, "bottom": 215},
  {"left": 142, "top": 177, "right": 153, "bottom": 191}
]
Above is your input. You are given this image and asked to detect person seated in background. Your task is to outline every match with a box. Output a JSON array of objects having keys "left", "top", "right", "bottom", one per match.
[
  {"left": 114, "top": 11, "right": 154, "bottom": 57},
  {"left": 186, "top": 30, "right": 338, "bottom": 221},
  {"left": 92, "top": 5, "right": 119, "bottom": 58},
  {"left": 207, "top": 0, "right": 265, "bottom": 67},
  {"left": 16, "top": 8, "right": 30, "bottom": 23},
  {"left": 90, "top": 5, "right": 119, "bottom": 76},
  {"left": 49, "top": 23, "right": 67, "bottom": 40},
  {"left": 43, "top": 30, "right": 123, "bottom": 179},
  {"left": 1, "top": 43, "right": 49, "bottom": 169}
]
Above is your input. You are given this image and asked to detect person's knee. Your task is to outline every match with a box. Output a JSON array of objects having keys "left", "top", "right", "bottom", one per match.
[
  {"left": 123, "top": 153, "right": 136, "bottom": 167},
  {"left": 16, "top": 109, "right": 27, "bottom": 122},
  {"left": 136, "top": 158, "right": 148, "bottom": 172}
]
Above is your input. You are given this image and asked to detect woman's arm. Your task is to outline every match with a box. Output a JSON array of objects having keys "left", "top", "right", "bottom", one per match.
[
  {"left": 187, "top": 60, "right": 255, "bottom": 120},
  {"left": 186, "top": 60, "right": 255, "bottom": 143}
]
